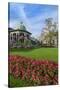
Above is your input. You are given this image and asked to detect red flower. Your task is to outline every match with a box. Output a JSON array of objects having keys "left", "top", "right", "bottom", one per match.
[{"left": 8, "top": 55, "right": 58, "bottom": 85}]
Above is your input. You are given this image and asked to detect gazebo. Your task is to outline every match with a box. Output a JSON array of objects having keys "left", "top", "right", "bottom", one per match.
[{"left": 8, "top": 22, "right": 32, "bottom": 48}]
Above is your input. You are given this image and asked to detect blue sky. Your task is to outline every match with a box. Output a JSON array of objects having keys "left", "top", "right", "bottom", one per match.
[{"left": 8, "top": 3, "right": 58, "bottom": 38}]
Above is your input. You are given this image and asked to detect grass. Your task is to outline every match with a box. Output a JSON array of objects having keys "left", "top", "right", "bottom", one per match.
[{"left": 9, "top": 47, "right": 58, "bottom": 62}]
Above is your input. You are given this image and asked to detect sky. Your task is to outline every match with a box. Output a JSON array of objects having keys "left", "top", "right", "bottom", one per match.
[{"left": 8, "top": 3, "right": 58, "bottom": 38}]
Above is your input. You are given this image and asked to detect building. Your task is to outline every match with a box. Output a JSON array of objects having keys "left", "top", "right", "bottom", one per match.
[{"left": 8, "top": 23, "right": 32, "bottom": 48}]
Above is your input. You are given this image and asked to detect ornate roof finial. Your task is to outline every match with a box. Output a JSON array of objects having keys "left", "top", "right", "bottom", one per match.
[{"left": 20, "top": 21, "right": 26, "bottom": 31}]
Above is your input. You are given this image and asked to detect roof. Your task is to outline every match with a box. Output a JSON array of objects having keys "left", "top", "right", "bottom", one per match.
[
  {"left": 8, "top": 27, "right": 14, "bottom": 30},
  {"left": 8, "top": 27, "right": 32, "bottom": 34},
  {"left": 20, "top": 24, "right": 26, "bottom": 31}
]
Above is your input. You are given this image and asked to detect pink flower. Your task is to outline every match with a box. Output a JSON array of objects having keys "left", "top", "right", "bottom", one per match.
[{"left": 9, "top": 55, "right": 58, "bottom": 85}]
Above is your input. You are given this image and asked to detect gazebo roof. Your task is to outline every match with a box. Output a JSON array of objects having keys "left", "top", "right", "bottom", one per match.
[
  {"left": 8, "top": 27, "right": 32, "bottom": 34},
  {"left": 8, "top": 22, "right": 32, "bottom": 34}
]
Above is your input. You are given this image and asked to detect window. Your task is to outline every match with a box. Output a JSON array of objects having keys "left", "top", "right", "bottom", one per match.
[
  {"left": 27, "top": 34, "right": 29, "bottom": 39},
  {"left": 13, "top": 33, "right": 16, "bottom": 36},
  {"left": 20, "top": 33, "right": 24, "bottom": 36},
  {"left": 11, "top": 36, "right": 12, "bottom": 40},
  {"left": 17, "top": 34, "right": 19, "bottom": 40}
]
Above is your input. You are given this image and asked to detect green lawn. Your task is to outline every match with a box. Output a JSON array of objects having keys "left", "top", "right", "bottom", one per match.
[{"left": 10, "top": 48, "right": 58, "bottom": 62}]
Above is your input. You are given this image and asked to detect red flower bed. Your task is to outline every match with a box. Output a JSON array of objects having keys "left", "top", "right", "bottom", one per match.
[{"left": 8, "top": 55, "right": 58, "bottom": 85}]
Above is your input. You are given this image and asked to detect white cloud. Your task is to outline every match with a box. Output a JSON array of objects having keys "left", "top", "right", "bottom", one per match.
[
  {"left": 9, "top": 4, "right": 58, "bottom": 38},
  {"left": 18, "top": 5, "right": 32, "bottom": 31}
]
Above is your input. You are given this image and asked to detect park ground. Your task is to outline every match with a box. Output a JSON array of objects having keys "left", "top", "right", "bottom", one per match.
[{"left": 10, "top": 47, "right": 58, "bottom": 62}]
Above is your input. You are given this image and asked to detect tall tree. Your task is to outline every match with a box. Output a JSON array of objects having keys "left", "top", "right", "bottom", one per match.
[{"left": 40, "top": 18, "right": 58, "bottom": 47}]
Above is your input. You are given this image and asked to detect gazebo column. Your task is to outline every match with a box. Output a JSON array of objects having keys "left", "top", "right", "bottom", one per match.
[
  {"left": 12, "top": 33, "right": 13, "bottom": 42},
  {"left": 16, "top": 33, "right": 18, "bottom": 41},
  {"left": 16, "top": 33, "right": 17, "bottom": 41},
  {"left": 12, "top": 34, "right": 14, "bottom": 47}
]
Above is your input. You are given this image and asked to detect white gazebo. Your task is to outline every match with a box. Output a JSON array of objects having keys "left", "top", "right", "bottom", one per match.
[{"left": 8, "top": 22, "right": 32, "bottom": 48}]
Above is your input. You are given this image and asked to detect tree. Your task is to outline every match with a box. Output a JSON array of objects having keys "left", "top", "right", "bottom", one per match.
[{"left": 40, "top": 18, "right": 58, "bottom": 47}]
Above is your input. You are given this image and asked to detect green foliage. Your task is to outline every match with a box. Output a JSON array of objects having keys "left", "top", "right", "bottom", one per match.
[
  {"left": 9, "top": 75, "right": 37, "bottom": 87},
  {"left": 40, "top": 18, "right": 58, "bottom": 47}
]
